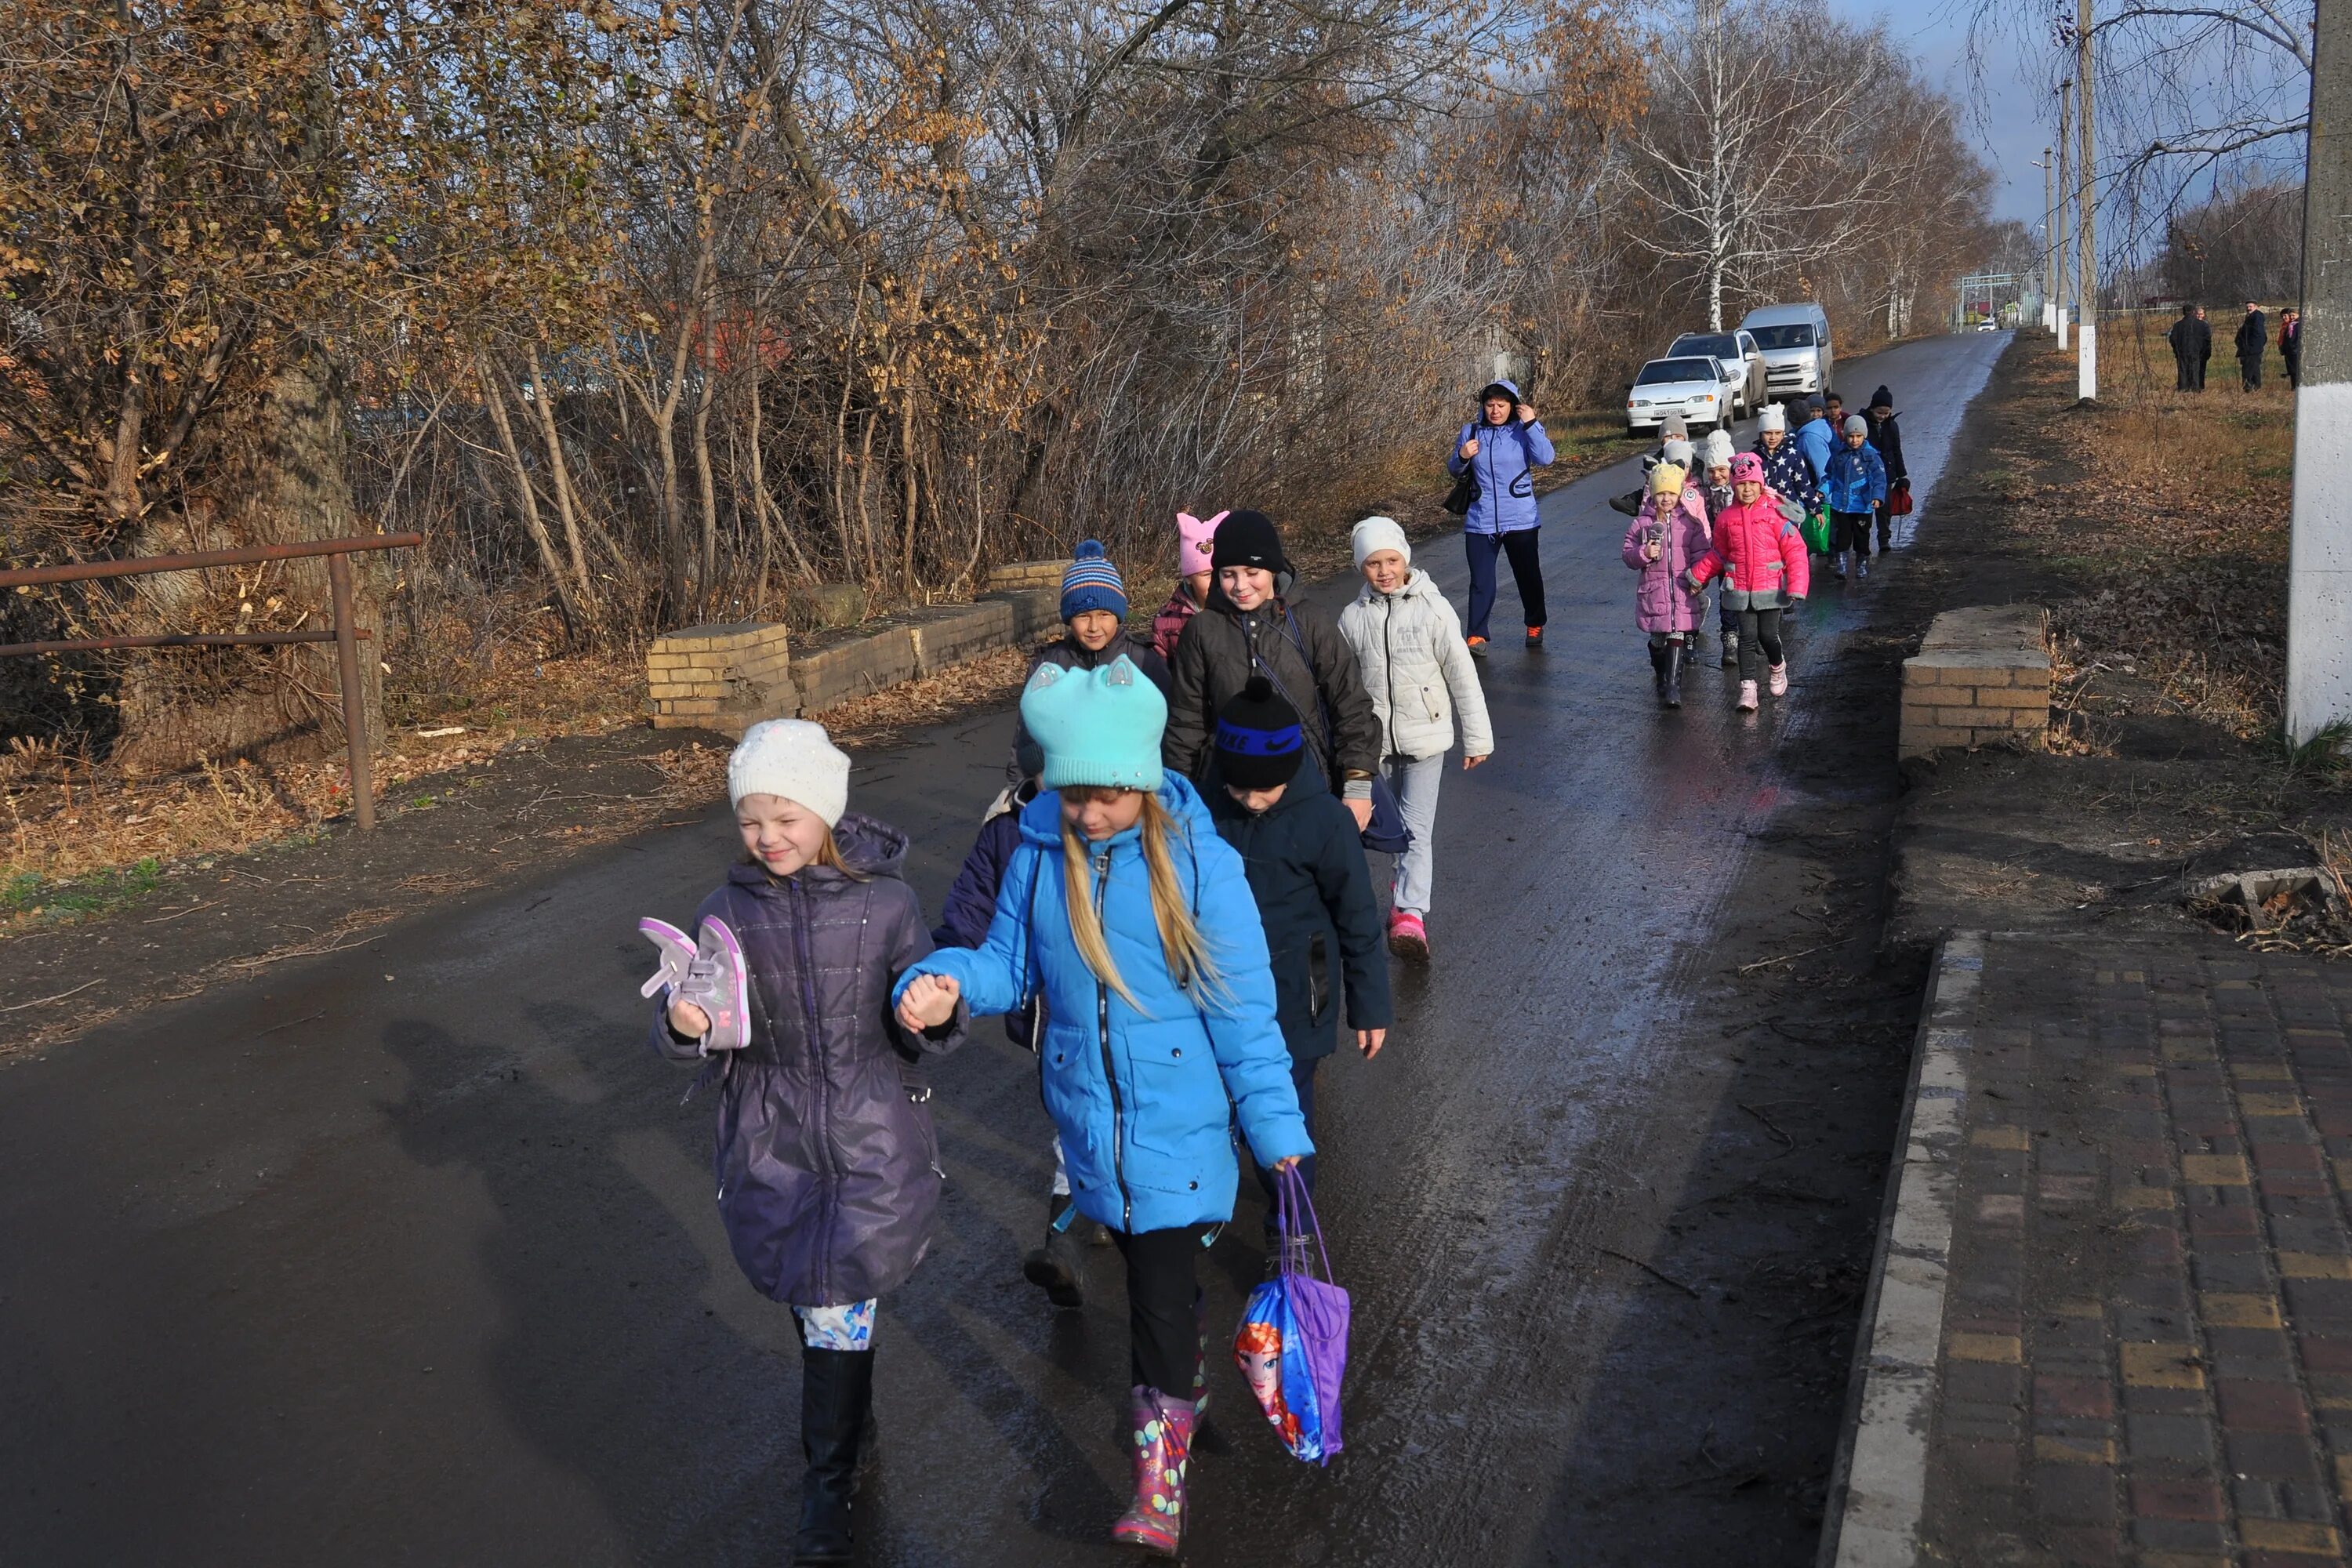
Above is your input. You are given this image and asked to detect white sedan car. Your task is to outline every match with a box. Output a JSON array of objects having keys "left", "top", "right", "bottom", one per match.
[{"left": 1626, "top": 356, "right": 1739, "bottom": 436}]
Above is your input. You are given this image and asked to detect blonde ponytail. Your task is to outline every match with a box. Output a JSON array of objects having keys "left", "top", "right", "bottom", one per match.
[{"left": 1058, "top": 794, "right": 1221, "bottom": 1014}]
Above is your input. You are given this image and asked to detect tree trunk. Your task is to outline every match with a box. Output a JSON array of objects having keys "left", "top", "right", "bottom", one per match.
[{"left": 111, "top": 351, "right": 376, "bottom": 775}]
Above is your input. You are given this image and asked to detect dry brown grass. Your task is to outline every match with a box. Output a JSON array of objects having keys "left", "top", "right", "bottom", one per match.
[{"left": 2036, "top": 315, "right": 2294, "bottom": 739}]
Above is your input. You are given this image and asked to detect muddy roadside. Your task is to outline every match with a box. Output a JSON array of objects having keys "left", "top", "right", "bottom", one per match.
[{"left": 1882, "top": 332, "right": 2351, "bottom": 950}]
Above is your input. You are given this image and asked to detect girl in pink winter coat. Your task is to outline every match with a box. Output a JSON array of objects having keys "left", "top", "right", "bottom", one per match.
[
  {"left": 1620, "top": 463, "right": 1711, "bottom": 710},
  {"left": 1684, "top": 452, "right": 1810, "bottom": 713}
]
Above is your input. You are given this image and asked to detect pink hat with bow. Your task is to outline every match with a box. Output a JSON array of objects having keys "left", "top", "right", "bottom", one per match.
[{"left": 1177, "top": 510, "right": 1228, "bottom": 574}]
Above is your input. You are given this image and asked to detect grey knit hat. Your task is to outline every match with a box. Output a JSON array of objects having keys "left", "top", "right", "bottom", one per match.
[{"left": 1842, "top": 415, "right": 1868, "bottom": 437}]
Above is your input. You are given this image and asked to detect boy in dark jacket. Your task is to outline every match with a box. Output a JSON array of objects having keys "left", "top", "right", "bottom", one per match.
[
  {"left": 1006, "top": 539, "right": 1170, "bottom": 783},
  {"left": 1204, "top": 677, "right": 1390, "bottom": 1219},
  {"left": 1165, "top": 509, "right": 1383, "bottom": 827}
]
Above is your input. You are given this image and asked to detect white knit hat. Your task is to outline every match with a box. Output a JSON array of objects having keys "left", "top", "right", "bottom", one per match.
[
  {"left": 728, "top": 718, "right": 851, "bottom": 825},
  {"left": 1351, "top": 515, "right": 1411, "bottom": 568},
  {"left": 1757, "top": 403, "right": 1787, "bottom": 433},
  {"left": 1662, "top": 437, "right": 1694, "bottom": 469},
  {"left": 1702, "top": 430, "right": 1736, "bottom": 470}
]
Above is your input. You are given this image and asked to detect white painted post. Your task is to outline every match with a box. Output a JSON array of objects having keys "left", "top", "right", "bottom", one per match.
[
  {"left": 2075, "top": 0, "right": 2097, "bottom": 401},
  {"left": 2287, "top": 0, "right": 2351, "bottom": 741},
  {"left": 2056, "top": 306, "right": 2069, "bottom": 350}
]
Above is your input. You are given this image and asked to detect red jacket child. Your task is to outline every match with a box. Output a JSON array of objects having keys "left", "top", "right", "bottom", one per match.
[{"left": 1683, "top": 453, "right": 1810, "bottom": 608}]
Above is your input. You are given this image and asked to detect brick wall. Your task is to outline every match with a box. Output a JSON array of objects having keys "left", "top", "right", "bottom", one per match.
[
  {"left": 648, "top": 622, "right": 793, "bottom": 731},
  {"left": 1899, "top": 605, "right": 2052, "bottom": 759}
]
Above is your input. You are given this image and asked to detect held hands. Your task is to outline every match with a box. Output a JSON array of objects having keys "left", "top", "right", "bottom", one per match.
[
  {"left": 895, "top": 973, "right": 961, "bottom": 1033},
  {"left": 1459, "top": 436, "right": 1479, "bottom": 460},
  {"left": 1357, "top": 1027, "right": 1387, "bottom": 1060},
  {"left": 1345, "top": 796, "right": 1374, "bottom": 832},
  {"left": 1273, "top": 1156, "right": 1305, "bottom": 1173},
  {"left": 669, "top": 998, "right": 710, "bottom": 1039}
]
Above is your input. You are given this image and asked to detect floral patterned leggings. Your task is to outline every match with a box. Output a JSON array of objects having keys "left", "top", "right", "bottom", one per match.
[{"left": 793, "top": 1298, "right": 877, "bottom": 1352}]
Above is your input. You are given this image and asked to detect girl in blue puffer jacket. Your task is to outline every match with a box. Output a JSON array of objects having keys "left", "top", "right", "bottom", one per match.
[{"left": 895, "top": 657, "right": 1308, "bottom": 1559}]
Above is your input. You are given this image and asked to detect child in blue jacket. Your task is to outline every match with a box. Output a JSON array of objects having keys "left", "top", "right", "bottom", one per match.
[
  {"left": 1823, "top": 415, "right": 1889, "bottom": 583},
  {"left": 894, "top": 657, "right": 1308, "bottom": 1559}
]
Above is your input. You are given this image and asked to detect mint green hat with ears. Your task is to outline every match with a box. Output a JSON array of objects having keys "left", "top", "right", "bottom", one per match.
[{"left": 1020, "top": 657, "right": 1167, "bottom": 792}]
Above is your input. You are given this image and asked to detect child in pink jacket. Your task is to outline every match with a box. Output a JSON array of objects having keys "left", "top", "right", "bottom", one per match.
[
  {"left": 1684, "top": 452, "right": 1810, "bottom": 712},
  {"left": 1620, "top": 463, "right": 1711, "bottom": 710}
]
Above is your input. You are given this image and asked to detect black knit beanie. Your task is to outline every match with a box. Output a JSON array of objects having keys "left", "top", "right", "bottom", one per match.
[
  {"left": 1214, "top": 677, "right": 1305, "bottom": 790},
  {"left": 1210, "top": 509, "right": 1287, "bottom": 575}
]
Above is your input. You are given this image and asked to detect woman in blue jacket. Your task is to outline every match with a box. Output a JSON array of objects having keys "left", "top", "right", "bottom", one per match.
[
  {"left": 894, "top": 657, "right": 1308, "bottom": 1559},
  {"left": 1446, "top": 379, "right": 1555, "bottom": 652}
]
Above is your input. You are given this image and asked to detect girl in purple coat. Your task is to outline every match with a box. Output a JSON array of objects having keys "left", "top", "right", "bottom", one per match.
[
  {"left": 1621, "top": 463, "right": 1711, "bottom": 709},
  {"left": 649, "top": 718, "right": 967, "bottom": 1567}
]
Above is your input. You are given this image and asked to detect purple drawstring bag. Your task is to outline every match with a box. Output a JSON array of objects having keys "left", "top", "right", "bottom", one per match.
[{"left": 1233, "top": 1165, "right": 1350, "bottom": 1464}]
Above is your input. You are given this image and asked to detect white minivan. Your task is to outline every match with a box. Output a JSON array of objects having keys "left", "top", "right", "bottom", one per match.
[{"left": 1739, "top": 303, "right": 1834, "bottom": 400}]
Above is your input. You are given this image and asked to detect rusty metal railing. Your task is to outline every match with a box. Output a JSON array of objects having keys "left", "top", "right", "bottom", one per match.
[{"left": 0, "top": 532, "right": 423, "bottom": 829}]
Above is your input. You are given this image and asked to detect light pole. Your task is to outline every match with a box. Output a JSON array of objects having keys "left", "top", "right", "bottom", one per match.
[
  {"left": 2031, "top": 151, "right": 2056, "bottom": 330},
  {"left": 2286, "top": 0, "right": 2350, "bottom": 739},
  {"left": 2076, "top": 0, "right": 2097, "bottom": 401},
  {"left": 2055, "top": 82, "right": 2072, "bottom": 349}
]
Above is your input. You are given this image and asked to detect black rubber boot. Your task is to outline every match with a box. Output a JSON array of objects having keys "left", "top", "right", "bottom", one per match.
[
  {"left": 1664, "top": 641, "right": 1684, "bottom": 709},
  {"left": 794, "top": 1346, "right": 874, "bottom": 1566},
  {"left": 1649, "top": 642, "right": 1669, "bottom": 702},
  {"left": 1022, "top": 1193, "right": 1087, "bottom": 1308}
]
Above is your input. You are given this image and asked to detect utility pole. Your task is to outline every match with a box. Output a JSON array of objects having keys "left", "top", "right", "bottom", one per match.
[
  {"left": 2034, "top": 150, "right": 2056, "bottom": 329},
  {"left": 2286, "top": 0, "right": 2351, "bottom": 740},
  {"left": 2056, "top": 83, "right": 2072, "bottom": 349},
  {"left": 2076, "top": 0, "right": 2097, "bottom": 401}
]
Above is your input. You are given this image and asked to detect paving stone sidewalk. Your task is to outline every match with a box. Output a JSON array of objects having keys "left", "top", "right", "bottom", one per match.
[{"left": 1916, "top": 935, "right": 2352, "bottom": 1566}]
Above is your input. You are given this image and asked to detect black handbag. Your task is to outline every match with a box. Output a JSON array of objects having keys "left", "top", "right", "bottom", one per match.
[{"left": 1443, "top": 429, "right": 1481, "bottom": 517}]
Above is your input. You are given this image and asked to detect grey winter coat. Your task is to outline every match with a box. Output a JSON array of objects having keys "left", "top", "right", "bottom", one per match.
[
  {"left": 648, "top": 814, "right": 967, "bottom": 1307},
  {"left": 1163, "top": 582, "right": 1383, "bottom": 791}
]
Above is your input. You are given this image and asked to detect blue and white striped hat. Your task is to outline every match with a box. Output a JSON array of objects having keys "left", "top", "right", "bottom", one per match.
[{"left": 1059, "top": 539, "right": 1127, "bottom": 622}]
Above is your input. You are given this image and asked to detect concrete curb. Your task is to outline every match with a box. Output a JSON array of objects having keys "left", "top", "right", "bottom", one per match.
[{"left": 1817, "top": 931, "right": 1984, "bottom": 1568}]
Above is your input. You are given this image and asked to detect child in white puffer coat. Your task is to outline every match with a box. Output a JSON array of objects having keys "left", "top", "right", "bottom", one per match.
[{"left": 1335, "top": 517, "right": 1495, "bottom": 961}]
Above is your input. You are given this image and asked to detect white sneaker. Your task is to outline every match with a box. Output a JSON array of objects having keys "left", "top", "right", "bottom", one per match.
[
  {"left": 1857, "top": 556, "right": 1869, "bottom": 579},
  {"left": 1737, "top": 680, "right": 1759, "bottom": 712},
  {"left": 1769, "top": 662, "right": 1789, "bottom": 697}
]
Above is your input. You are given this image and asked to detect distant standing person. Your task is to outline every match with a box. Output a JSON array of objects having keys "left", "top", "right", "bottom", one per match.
[
  {"left": 2281, "top": 309, "right": 2303, "bottom": 389},
  {"left": 2168, "top": 304, "right": 2206, "bottom": 392},
  {"left": 1446, "top": 379, "right": 1555, "bottom": 655},
  {"left": 2237, "top": 303, "right": 2268, "bottom": 390}
]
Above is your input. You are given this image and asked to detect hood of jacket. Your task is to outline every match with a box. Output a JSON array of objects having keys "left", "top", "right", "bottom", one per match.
[
  {"left": 727, "top": 809, "right": 909, "bottom": 888},
  {"left": 1476, "top": 376, "right": 1522, "bottom": 408},
  {"left": 1350, "top": 565, "right": 1443, "bottom": 608}
]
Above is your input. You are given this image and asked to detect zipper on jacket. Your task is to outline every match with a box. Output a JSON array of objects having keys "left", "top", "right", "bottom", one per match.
[
  {"left": 791, "top": 877, "right": 840, "bottom": 1300},
  {"left": 1091, "top": 849, "right": 1134, "bottom": 1232}
]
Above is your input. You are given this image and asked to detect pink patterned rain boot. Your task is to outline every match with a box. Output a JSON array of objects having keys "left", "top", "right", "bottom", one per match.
[{"left": 1110, "top": 1387, "right": 1196, "bottom": 1556}]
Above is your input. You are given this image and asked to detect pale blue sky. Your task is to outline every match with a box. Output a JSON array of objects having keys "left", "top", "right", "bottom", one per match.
[{"left": 1833, "top": 0, "right": 2057, "bottom": 226}]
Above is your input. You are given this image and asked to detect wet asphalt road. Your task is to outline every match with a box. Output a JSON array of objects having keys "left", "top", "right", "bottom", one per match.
[{"left": 0, "top": 333, "right": 2007, "bottom": 1567}]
